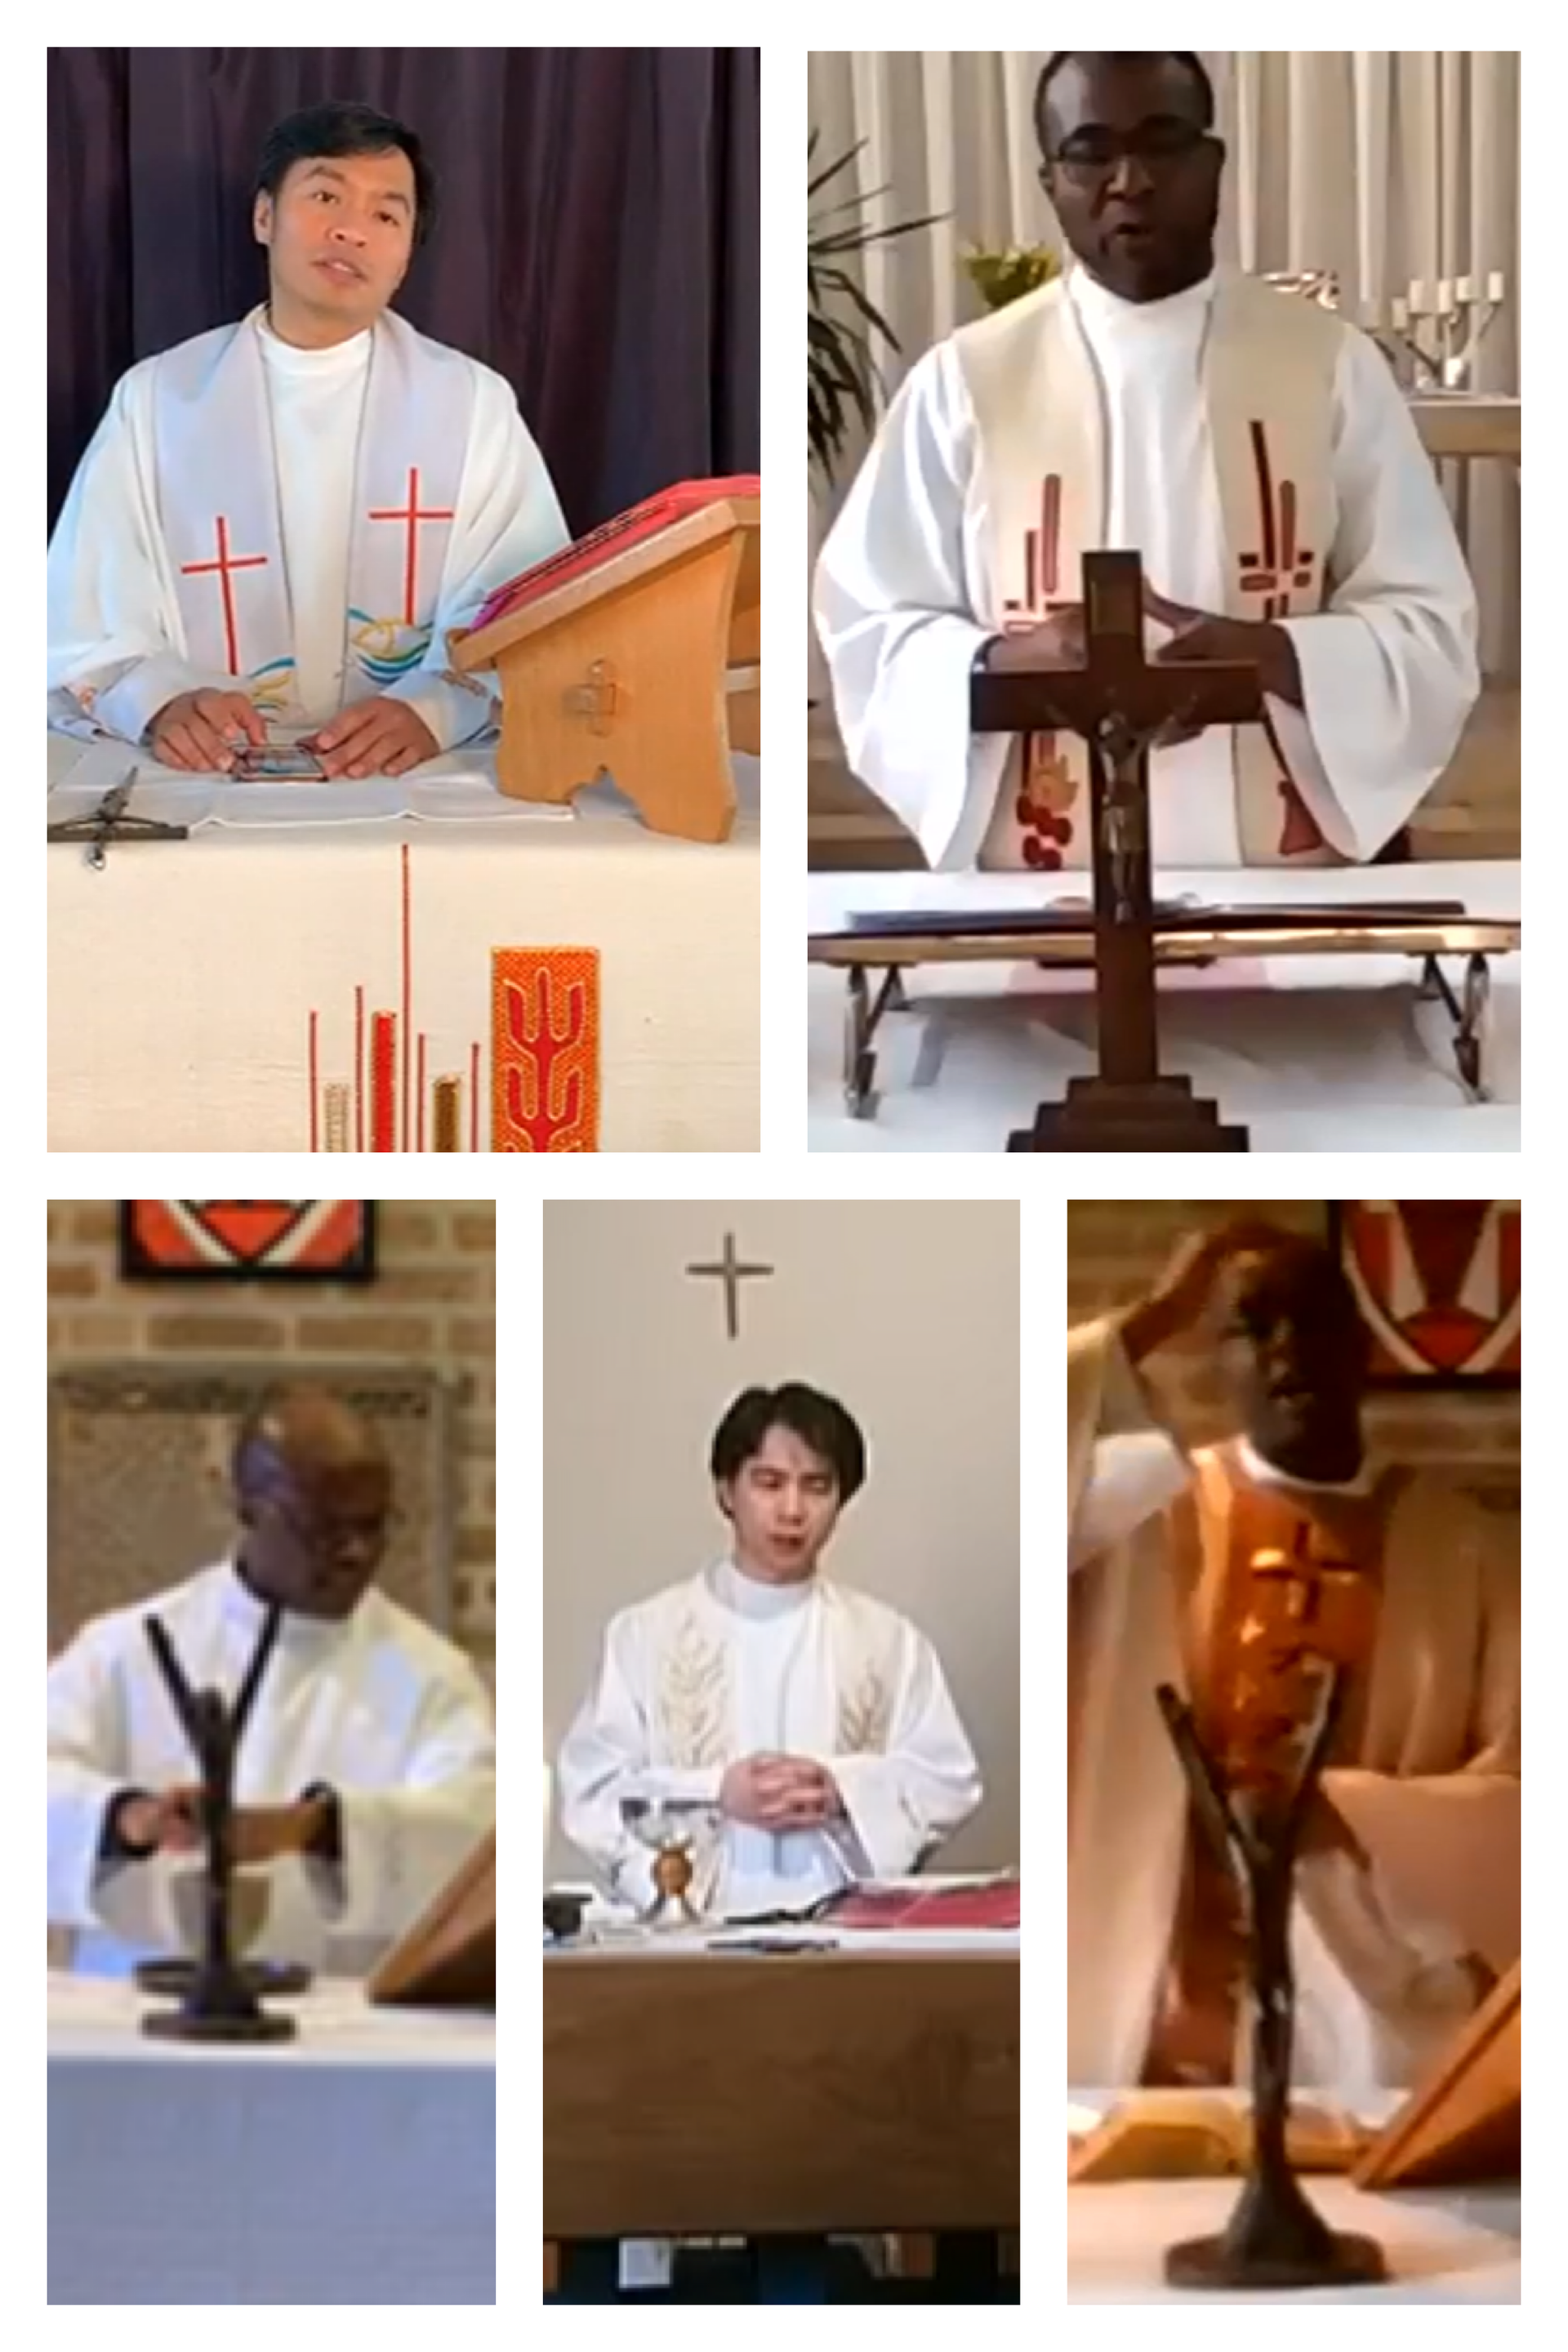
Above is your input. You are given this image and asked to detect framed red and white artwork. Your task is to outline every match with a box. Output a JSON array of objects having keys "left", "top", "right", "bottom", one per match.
[
  {"left": 119, "top": 1200, "right": 376, "bottom": 1281},
  {"left": 1330, "top": 1200, "right": 1520, "bottom": 1388}
]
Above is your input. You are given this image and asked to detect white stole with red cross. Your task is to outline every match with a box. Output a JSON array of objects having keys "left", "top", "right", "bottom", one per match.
[
  {"left": 152, "top": 306, "right": 471, "bottom": 710},
  {"left": 957, "top": 271, "right": 1343, "bottom": 869}
]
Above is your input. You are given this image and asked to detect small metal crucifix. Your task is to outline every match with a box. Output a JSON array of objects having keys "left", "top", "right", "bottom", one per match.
[
  {"left": 47, "top": 768, "right": 189, "bottom": 870},
  {"left": 685, "top": 1230, "right": 774, "bottom": 1341}
]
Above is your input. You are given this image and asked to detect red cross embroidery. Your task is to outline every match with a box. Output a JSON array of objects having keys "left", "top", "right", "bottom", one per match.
[
  {"left": 1001, "top": 474, "right": 1076, "bottom": 871},
  {"left": 179, "top": 515, "right": 269, "bottom": 676},
  {"left": 368, "top": 466, "right": 457, "bottom": 626},
  {"left": 1237, "top": 421, "right": 1316, "bottom": 620}
]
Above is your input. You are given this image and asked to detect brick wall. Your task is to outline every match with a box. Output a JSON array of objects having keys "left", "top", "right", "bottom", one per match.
[
  {"left": 47, "top": 1200, "right": 497, "bottom": 1659},
  {"left": 1067, "top": 1199, "right": 1520, "bottom": 1508}
]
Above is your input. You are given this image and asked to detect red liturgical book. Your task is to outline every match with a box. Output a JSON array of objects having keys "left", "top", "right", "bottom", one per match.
[
  {"left": 470, "top": 474, "right": 762, "bottom": 633},
  {"left": 822, "top": 1878, "right": 1022, "bottom": 1932}
]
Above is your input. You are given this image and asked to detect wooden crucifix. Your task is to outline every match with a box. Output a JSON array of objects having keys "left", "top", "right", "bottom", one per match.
[{"left": 971, "top": 550, "right": 1263, "bottom": 1152}]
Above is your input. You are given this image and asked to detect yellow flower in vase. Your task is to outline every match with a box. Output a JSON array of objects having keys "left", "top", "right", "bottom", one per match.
[{"left": 963, "top": 243, "right": 1062, "bottom": 312}]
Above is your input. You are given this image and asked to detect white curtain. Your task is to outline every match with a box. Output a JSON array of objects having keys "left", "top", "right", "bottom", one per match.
[{"left": 808, "top": 51, "right": 1518, "bottom": 675}]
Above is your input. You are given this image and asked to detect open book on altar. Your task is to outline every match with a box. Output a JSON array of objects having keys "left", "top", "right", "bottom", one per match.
[
  {"left": 368, "top": 1829, "right": 496, "bottom": 2010},
  {"left": 819, "top": 1874, "right": 1020, "bottom": 1932},
  {"left": 447, "top": 473, "right": 760, "bottom": 844}
]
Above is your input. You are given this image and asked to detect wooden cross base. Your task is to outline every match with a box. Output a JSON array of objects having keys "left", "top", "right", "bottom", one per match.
[{"left": 1006, "top": 1076, "right": 1250, "bottom": 1152}]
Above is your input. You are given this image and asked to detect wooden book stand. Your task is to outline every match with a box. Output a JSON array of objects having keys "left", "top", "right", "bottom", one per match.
[
  {"left": 368, "top": 1829, "right": 496, "bottom": 2010},
  {"left": 1352, "top": 1961, "right": 1521, "bottom": 2189},
  {"left": 447, "top": 476, "right": 760, "bottom": 844}
]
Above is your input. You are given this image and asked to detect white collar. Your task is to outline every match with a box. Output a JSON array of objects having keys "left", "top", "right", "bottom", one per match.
[
  {"left": 707, "top": 1557, "right": 818, "bottom": 1621},
  {"left": 254, "top": 302, "right": 373, "bottom": 375},
  {"left": 1236, "top": 1434, "right": 1376, "bottom": 1498},
  {"left": 1068, "top": 258, "right": 1219, "bottom": 336}
]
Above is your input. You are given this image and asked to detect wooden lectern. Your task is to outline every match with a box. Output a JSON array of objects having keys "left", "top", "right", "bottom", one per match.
[
  {"left": 1352, "top": 1961, "right": 1520, "bottom": 2189},
  {"left": 446, "top": 476, "right": 760, "bottom": 844},
  {"left": 368, "top": 1829, "right": 496, "bottom": 2010}
]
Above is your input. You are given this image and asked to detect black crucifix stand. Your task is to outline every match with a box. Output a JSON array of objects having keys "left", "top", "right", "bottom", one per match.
[
  {"left": 972, "top": 550, "right": 1260, "bottom": 1151},
  {"left": 139, "top": 1604, "right": 297, "bottom": 2045},
  {"left": 1152, "top": 1675, "right": 1387, "bottom": 2292}
]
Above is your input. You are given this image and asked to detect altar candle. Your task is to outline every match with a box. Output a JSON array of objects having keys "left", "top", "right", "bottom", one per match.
[
  {"left": 1362, "top": 296, "right": 1383, "bottom": 329},
  {"left": 1391, "top": 296, "right": 1409, "bottom": 332},
  {"left": 1488, "top": 270, "right": 1506, "bottom": 303},
  {"left": 1437, "top": 277, "right": 1454, "bottom": 314},
  {"left": 1408, "top": 280, "right": 1429, "bottom": 314},
  {"left": 1456, "top": 274, "right": 1475, "bottom": 304}
]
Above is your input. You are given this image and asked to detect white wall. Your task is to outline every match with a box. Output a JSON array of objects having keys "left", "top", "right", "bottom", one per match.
[{"left": 543, "top": 1200, "right": 1019, "bottom": 1878}]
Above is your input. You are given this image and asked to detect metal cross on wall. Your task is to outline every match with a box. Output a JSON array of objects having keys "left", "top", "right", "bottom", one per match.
[{"left": 685, "top": 1231, "right": 774, "bottom": 1341}]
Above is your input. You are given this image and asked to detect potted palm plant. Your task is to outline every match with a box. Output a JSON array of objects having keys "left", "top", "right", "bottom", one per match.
[{"left": 808, "top": 133, "right": 944, "bottom": 482}]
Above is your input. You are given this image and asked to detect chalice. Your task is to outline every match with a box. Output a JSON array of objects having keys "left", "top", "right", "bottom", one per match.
[{"left": 620, "top": 1797, "right": 721, "bottom": 1929}]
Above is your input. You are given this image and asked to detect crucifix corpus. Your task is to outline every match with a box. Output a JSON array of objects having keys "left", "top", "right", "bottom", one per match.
[
  {"left": 971, "top": 549, "right": 1263, "bottom": 1152},
  {"left": 685, "top": 1231, "right": 774, "bottom": 1341}
]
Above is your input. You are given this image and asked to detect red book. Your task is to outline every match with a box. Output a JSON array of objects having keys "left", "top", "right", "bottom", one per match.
[
  {"left": 822, "top": 1878, "right": 1021, "bottom": 1933},
  {"left": 470, "top": 474, "right": 761, "bottom": 634}
]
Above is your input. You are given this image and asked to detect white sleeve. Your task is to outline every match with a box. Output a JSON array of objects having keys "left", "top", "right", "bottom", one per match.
[
  {"left": 555, "top": 1615, "right": 724, "bottom": 1903},
  {"left": 47, "top": 368, "right": 237, "bottom": 746},
  {"left": 310, "top": 1656, "right": 497, "bottom": 1944},
  {"left": 813, "top": 343, "right": 1009, "bottom": 870},
  {"left": 828, "top": 1623, "right": 985, "bottom": 1877},
  {"left": 1272, "top": 325, "right": 1481, "bottom": 860},
  {"left": 381, "top": 363, "right": 570, "bottom": 754},
  {"left": 1069, "top": 1431, "right": 1193, "bottom": 1575},
  {"left": 47, "top": 1628, "right": 131, "bottom": 1931}
]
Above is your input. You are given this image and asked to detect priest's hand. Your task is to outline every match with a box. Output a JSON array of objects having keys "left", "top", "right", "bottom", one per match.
[
  {"left": 979, "top": 605, "right": 1087, "bottom": 673},
  {"left": 228, "top": 1798, "right": 338, "bottom": 1867},
  {"left": 149, "top": 688, "right": 268, "bottom": 773},
  {"left": 1121, "top": 1220, "right": 1295, "bottom": 1363},
  {"left": 114, "top": 1785, "right": 204, "bottom": 1858},
  {"left": 307, "top": 697, "right": 439, "bottom": 779},
  {"left": 720, "top": 1754, "right": 844, "bottom": 1831},
  {"left": 1146, "top": 587, "right": 1305, "bottom": 713}
]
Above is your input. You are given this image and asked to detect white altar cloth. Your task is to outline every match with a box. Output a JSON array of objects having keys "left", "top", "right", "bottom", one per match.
[
  {"left": 48, "top": 739, "right": 759, "bottom": 1152},
  {"left": 808, "top": 862, "right": 1521, "bottom": 1153},
  {"left": 48, "top": 1972, "right": 496, "bottom": 2305},
  {"left": 1067, "top": 2087, "right": 1518, "bottom": 2303}
]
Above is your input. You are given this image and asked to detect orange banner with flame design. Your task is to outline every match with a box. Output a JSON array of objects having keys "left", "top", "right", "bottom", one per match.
[{"left": 490, "top": 949, "right": 599, "bottom": 1151}]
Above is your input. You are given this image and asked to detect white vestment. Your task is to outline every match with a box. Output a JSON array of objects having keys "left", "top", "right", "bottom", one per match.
[
  {"left": 556, "top": 1561, "right": 984, "bottom": 1916},
  {"left": 47, "top": 1561, "right": 497, "bottom": 1976},
  {"left": 816, "top": 265, "right": 1479, "bottom": 871},
  {"left": 1067, "top": 1319, "right": 1518, "bottom": 2095},
  {"left": 48, "top": 304, "right": 568, "bottom": 754}
]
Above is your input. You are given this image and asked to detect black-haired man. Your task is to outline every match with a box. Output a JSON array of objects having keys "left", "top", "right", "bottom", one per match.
[
  {"left": 50, "top": 99, "right": 568, "bottom": 778},
  {"left": 559, "top": 1380, "right": 982, "bottom": 1918},
  {"left": 817, "top": 51, "right": 1477, "bottom": 872}
]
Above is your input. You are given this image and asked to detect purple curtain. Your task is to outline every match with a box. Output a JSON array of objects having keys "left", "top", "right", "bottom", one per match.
[{"left": 47, "top": 46, "right": 760, "bottom": 537}]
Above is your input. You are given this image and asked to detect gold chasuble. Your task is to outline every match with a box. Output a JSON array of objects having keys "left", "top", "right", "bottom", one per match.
[
  {"left": 1143, "top": 1447, "right": 1399, "bottom": 2087},
  {"left": 956, "top": 274, "right": 1343, "bottom": 871}
]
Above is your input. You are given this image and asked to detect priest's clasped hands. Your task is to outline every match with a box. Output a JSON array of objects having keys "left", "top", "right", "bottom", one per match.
[
  {"left": 114, "top": 1784, "right": 336, "bottom": 1865},
  {"left": 148, "top": 686, "right": 439, "bottom": 777},
  {"left": 719, "top": 1753, "right": 844, "bottom": 1833},
  {"left": 981, "top": 581, "right": 1303, "bottom": 735}
]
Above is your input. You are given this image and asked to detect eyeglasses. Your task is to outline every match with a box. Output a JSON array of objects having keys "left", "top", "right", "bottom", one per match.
[
  {"left": 269, "top": 1487, "right": 397, "bottom": 1561},
  {"left": 1043, "top": 122, "right": 1216, "bottom": 186}
]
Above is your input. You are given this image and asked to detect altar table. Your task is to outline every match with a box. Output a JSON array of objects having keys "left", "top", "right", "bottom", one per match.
[
  {"left": 1069, "top": 2087, "right": 1518, "bottom": 2304},
  {"left": 808, "top": 862, "right": 1520, "bottom": 1152},
  {"left": 544, "top": 1940, "right": 1019, "bottom": 2246},
  {"left": 47, "top": 739, "right": 759, "bottom": 1152},
  {"left": 48, "top": 1972, "right": 496, "bottom": 2305}
]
